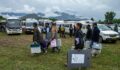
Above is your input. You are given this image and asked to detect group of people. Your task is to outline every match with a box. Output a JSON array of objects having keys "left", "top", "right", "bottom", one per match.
[
  {"left": 74, "top": 23, "right": 100, "bottom": 56},
  {"left": 32, "top": 22, "right": 100, "bottom": 55},
  {"left": 58, "top": 24, "right": 76, "bottom": 38},
  {"left": 33, "top": 22, "right": 59, "bottom": 53}
]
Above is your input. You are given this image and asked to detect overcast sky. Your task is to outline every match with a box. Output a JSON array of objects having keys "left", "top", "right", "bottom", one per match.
[{"left": 0, "top": 0, "right": 120, "bottom": 20}]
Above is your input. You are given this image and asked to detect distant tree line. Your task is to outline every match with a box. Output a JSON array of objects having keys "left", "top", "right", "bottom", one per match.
[
  {"left": 0, "top": 16, "right": 6, "bottom": 21},
  {"left": 97, "top": 11, "right": 120, "bottom": 24},
  {"left": 112, "top": 18, "right": 120, "bottom": 23},
  {"left": 0, "top": 16, "right": 6, "bottom": 24}
]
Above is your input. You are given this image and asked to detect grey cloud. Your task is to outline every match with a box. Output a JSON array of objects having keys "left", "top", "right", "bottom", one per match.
[{"left": 0, "top": 0, "right": 120, "bottom": 20}]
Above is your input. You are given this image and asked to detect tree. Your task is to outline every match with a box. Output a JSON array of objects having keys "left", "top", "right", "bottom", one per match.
[
  {"left": 105, "top": 11, "right": 116, "bottom": 24},
  {"left": 0, "top": 16, "right": 5, "bottom": 20},
  {"left": 91, "top": 17, "right": 94, "bottom": 21},
  {"left": 98, "top": 20, "right": 102, "bottom": 23},
  {"left": 112, "top": 18, "right": 120, "bottom": 24},
  {"left": 0, "top": 16, "right": 6, "bottom": 23}
]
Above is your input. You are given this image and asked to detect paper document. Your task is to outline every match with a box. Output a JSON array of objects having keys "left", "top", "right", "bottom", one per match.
[{"left": 71, "top": 54, "right": 85, "bottom": 64}]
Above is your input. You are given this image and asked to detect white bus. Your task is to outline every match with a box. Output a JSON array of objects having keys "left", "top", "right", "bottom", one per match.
[{"left": 6, "top": 19, "right": 22, "bottom": 34}]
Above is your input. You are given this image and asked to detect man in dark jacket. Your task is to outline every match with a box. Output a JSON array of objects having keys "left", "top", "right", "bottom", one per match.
[
  {"left": 90, "top": 23, "right": 100, "bottom": 49},
  {"left": 86, "top": 25, "right": 92, "bottom": 41},
  {"left": 92, "top": 23, "right": 100, "bottom": 43},
  {"left": 114, "top": 23, "right": 118, "bottom": 32},
  {"left": 91, "top": 23, "right": 101, "bottom": 56},
  {"left": 69, "top": 24, "right": 73, "bottom": 37},
  {"left": 74, "top": 23, "right": 84, "bottom": 50}
]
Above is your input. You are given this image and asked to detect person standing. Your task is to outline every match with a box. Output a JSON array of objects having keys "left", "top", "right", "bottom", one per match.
[
  {"left": 74, "top": 23, "right": 84, "bottom": 50},
  {"left": 61, "top": 25, "right": 66, "bottom": 38},
  {"left": 91, "top": 23, "right": 101, "bottom": 56},
  {"left": 51, "top": 23, "right": 59, "bottom": 52},
  {"left": 69, "top": 24, "right": 73, "bottom": 37},
  {"left": 92, "top": 23, "right": 100, "bottom": 43},
  {"left": 90, "top": 23, "right": 100, "bottom": 49},
  {"left": 45, "top": 23, "right": 51, "bottom": 48},
  {"left": 33, "top": 23, "right": 47, "bottom": 53},
  {"left": 114, "top": 23, "right": 118, "bottom": 32},
  {"left": 84, "top": 25, "right": 92, "bottom": 49},
  {"left": 59, "top": 25, "right": 62, "bottom": 37},
  {"left": 73, "top": 25, "right": 76, "bottom": 36},
  {"left": 64, "top": 23, "right": 84, "bottom": 67},
  {"left": 86, "top": 25, "right": 92, "bottom": 40}
]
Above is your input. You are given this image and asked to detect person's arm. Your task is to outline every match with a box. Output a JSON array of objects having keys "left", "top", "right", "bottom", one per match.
[
  {"left": 33, "top": 31, "right": 37, "bottom": 42},
  {"left": 33, "top": 35, "right": 35, "bottom": 42},
  {"left": 51, "top": 28, "right": 55, "bottom": 40}
]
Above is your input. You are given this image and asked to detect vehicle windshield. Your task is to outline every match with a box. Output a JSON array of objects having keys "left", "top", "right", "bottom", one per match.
[
  {"left": 7, "top": 20, "right": 21, "bottom": 27},
  {"left": 118, "top": 27, "right": 120, "bottom": 32},
  {"left": 109, "top": 25, "right": 115, "bottom": 30},
  {"left": 98, "top": 24, "right": 111, "bottom": 31},
  {"left": 26, "top": 22, "right": 34, "bottom": 27}
]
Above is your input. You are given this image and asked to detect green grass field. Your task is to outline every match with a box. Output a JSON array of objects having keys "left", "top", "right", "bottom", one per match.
[{"left": 0, "top": 32, "right": 120, "bottom": 70}]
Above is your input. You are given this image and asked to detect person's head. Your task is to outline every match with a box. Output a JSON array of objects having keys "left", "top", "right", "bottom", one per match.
[
  {"left": 52, "top": 23, "right": 56, "bottom": 27},
  {"left": 76, "top": 23, "right": 82, "bottom": 30},
  {"left": 115, "top": 23, "right": 118, "bottom": 27},
  {"left": 87, "top": 25, "right": 91, "bottom": 29},
  {"left": 46, "top": 23, "right": 49, "bottom": 27},
  {"left": 33, "top": 23, "right": 37, "bottom": 28},
  {"left": 93, "top": 23, "right": 97, "bottom": 28},
  {"left": 60, "top": 25, "right": 61, "bottom": 27}
]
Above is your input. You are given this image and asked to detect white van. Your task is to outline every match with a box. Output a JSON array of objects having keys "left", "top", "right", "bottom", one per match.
[
  {"left": 80, "top": 23, "right": 119, "bottom": 43},
  {"left": 6, "top": 19, "right": 22, "bottom": 34},
  {"left": 24, "top": 19, "right": 39, "bottom": 33},
  {"left": 97, "top": 24, "right": 119, "bottom": 43}
]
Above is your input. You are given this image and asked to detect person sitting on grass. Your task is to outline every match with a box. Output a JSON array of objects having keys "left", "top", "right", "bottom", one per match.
[{"left": 33, "top": 23, "right": 47, "bottom": 53}]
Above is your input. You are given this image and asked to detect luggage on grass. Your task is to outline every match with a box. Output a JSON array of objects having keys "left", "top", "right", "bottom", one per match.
[
  {"left": 91, "top": 42, "right": 102, "bottom": 56},
  {"left": 84, "top": 40, "right": 91, "bottom": 50},
  {"left": 30, "top": 42, "right": 41, "bottom": 54},
  {"left": 56, "top": 39, "right": 62, "bottom": 49},
  {"left": 92, "top": 42, "right": 102, "bottom": 50}
]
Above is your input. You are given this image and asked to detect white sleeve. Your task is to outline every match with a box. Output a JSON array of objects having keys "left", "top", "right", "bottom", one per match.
[
  {"left": 37, "top": 27, "right": 41, "bottom": 33},
  {"left": 75, "top": 38, "right": 79, "bottom": 44}
]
